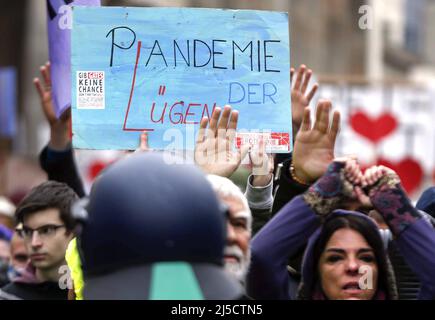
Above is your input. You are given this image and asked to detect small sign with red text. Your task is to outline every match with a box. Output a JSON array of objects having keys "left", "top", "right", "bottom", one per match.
[
  {"left": 76, "top": 71, "right": 105, "bottom": 109},
  {"left": 236, "top": 132, "right": 290, "bottom": 152}
]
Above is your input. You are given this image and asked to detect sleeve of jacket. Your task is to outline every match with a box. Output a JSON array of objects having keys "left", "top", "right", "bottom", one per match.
[
  {"left": 247, "top": 195, "right": 320, "bottom": 300},
  {"left": 370, "top": 182, "right": 435, "bottom": 300},
  {"left": 39, "top": 144, "right": 86, "bottom": 198},
  {"left": 395, "top": 218, "right": 435, "bottom": 299},
  {"left": 272, "top": 155, "right": 310, "bottom": 215},
  {"left": 244, "top": 174, "right": 274, "bottom": 235}
]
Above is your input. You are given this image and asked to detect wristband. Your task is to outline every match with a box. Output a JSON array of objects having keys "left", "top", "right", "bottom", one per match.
[{"left": 290, "top": 161, "right": 310, "bottom": 186}]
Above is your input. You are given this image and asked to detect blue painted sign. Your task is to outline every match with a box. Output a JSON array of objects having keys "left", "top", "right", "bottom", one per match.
[{"left": 72, "top": 7, "right": 291, "bottom": 151}]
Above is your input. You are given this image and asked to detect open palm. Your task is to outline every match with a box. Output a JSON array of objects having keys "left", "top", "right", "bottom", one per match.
[
  {"left": 34, "top": 61, "right": 71, "bottom": 150},
  {"left": 292, "top": 100, "right": 340, "bottom": 183},
  {"left": 290, "top": 65, "right": 318, "bottom": 135},
  {"left": 194, "top": 106, "right": 249, "bottom": 177}
]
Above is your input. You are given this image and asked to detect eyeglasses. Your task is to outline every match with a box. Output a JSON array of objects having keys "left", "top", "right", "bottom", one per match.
[{"left": 17, "top": 224, "right": 66, "bottom": 240}]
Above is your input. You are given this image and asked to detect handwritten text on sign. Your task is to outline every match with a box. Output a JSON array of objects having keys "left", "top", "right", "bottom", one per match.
[{"left": 71, "top": 7, "right": 291, "bottom": 151}]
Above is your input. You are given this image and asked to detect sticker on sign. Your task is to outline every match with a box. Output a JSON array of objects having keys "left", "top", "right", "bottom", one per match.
[
  {"left": 236, "top": 132, "right": 290, "bottom": 152},
  {"left": 76, "top": 71, "right": 105, "bottom": 109}
]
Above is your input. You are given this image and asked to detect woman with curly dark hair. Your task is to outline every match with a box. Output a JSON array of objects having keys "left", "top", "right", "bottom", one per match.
[{"left": 247, "top": 158, "right": 435, "bottom": 300}]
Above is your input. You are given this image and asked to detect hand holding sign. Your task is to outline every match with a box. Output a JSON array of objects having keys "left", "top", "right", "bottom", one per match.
[
  {"left": 34, "top": 61, "right": 71, "bottom": 151},
  {"left": 194, "top": 105, "right": 249, "bottom": 177},
  {"left": 134, "top": 131, "right": 153, "bottom": 153},
  {"left": 292, "top": 100, "right": 340, "bottom": 184}
]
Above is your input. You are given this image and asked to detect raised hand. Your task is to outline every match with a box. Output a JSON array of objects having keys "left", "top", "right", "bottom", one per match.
[
  {"left": 302, "top": 157, "right": 357, "bottom": 217},
  {"left": 343, "top": 157, "right": 363, "bottom": 186},
  {"left": 194, "top": 105, "right": 249, "bottom": 177},
  {"left": 342, "top": 158, "right": 373, "bottom": 210},
  {"left": 363, "top": 165, "right": 419, "bottom": 235},
  {"left": 362, "top": 166, "right": 399, "bottom": 190},
  {"left": 34, "top": 61, "right": 71, "bottom": 150},
  {"left": 291, "top": 65, "right": 319, "bottom": 135},
  {"left": 292, "top": 100, "right": 340, "bottom": 184},
  {"left": 248, "top": 135, "right": 274, "bottom": 187}
]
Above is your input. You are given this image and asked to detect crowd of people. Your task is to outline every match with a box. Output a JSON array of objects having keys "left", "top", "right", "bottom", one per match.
[{"left": 0, "top": 62, "right": 434, "bottom": 300}]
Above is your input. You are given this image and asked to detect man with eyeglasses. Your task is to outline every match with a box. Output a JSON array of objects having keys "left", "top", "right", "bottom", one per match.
[{"left": 0, "top": 181, "right": 78, "bottom": 300}]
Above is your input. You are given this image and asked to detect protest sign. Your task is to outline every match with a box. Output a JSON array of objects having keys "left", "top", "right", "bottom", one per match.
[
  {"left": 47, "top": 0, "right": 100, "bottom": 118},
  {"left": 0, "top": 67, "right": 17, "bottom": 138},
  {"left": 72, "top": 7, "right": 291, "bottom": 151}
]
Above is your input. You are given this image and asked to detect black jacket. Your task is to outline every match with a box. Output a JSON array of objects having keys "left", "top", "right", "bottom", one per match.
[
  {"left": 0, "top": 281, "right": 68, "bottom": 300},
  {"left": 39, "top": 144, "right": 86, "bottom": 198}
]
